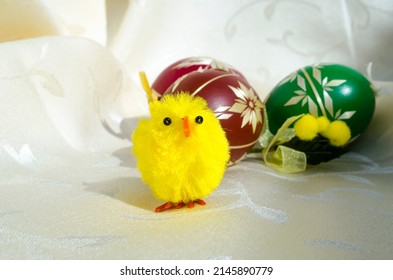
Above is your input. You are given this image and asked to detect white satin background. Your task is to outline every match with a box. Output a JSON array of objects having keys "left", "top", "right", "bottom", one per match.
[{"left": 1, "top": 0, "right": 392, "bottom": 259}]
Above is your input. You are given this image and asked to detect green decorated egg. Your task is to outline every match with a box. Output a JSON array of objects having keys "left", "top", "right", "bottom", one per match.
[{"left": 265, "top": 64, "right": 376, "bottom": 140}]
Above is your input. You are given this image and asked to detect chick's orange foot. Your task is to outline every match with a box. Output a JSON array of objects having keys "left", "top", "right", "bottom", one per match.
[
  {"left": 188, "top": 199, "right": 206, "bottom": 208},
  {"left": 154, "top": 199, "right": 206, "bottom": 213}
]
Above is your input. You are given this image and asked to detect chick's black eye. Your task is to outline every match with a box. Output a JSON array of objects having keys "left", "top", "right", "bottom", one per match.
[
  {"left": 195, "top": 116, "right": 203, "bottom": 124},
  {"left": 163, "top": 117, "right": 172, "bottom": 126}
]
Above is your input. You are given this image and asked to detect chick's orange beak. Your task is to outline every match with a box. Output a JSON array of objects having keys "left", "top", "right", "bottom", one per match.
[{"left": 183, "top": 116, "right": 190, "bottom": 137}]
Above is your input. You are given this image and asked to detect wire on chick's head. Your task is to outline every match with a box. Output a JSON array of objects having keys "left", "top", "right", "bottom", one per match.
[{"left": 139, "top": 71, "right": 160, "bottom": 103}]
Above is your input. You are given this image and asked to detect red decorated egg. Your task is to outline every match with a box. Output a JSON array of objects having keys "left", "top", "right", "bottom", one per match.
[
  {"left": 164, "top": 69, "right": 264, "bottom": 165},
  {"left": 151, "top": 57, "right": 245, "bottom": 97}
]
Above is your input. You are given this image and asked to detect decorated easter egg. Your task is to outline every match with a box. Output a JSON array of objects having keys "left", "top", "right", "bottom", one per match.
[
  {"left": 265, "top": 63, "right": 376, "bottom": 140},
  {"left": 164, "top": 68, "right": 264, "bottom": 165},
  {"left": 151, "top": 57, "right": 245, "bottom": 97}
]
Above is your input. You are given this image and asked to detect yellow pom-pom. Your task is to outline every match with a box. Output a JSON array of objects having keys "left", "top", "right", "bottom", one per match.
[
  {"left": 294, "top": 114, "right": 318, "bottom": 141},
  {"left": 323, "top": 120, "right": 351, "bottom": 147},
  {"left": 317, "top": 116, "right": 330, "bottom": 134}
]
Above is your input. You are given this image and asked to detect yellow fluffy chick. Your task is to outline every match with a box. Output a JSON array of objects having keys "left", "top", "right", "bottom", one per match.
[{"left": 132, "top": 92, "right": 230, "bottom": 212}]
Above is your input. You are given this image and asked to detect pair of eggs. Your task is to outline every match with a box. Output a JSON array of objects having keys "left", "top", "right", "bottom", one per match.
[{"left": 151, "top": 57, "right": 376, "bottom": 166}]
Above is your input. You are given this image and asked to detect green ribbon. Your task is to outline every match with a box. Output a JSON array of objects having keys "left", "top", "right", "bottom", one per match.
[{"left": 261, "top": 114, "right": 307, "bottom": 173}]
